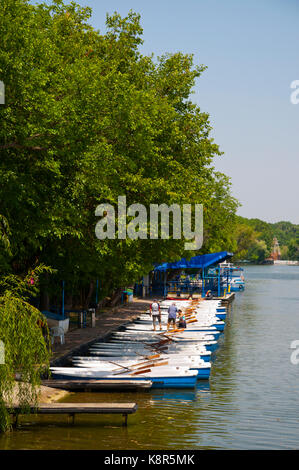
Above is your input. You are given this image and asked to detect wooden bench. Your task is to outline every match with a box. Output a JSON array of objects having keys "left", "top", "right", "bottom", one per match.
[{"left": 9, "top": 402, "right": 138, "bottom": 427}]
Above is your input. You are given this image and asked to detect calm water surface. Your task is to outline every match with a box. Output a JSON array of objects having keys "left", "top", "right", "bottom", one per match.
[{"left": 1, "top": 265, "right": 299, "bottom": 450}]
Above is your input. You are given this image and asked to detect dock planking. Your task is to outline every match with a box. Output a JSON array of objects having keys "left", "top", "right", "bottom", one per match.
[
  {"left": 214, "top": 292, "right": 235, "bottom": 304},
  {"left": 42, "top": 379, "right": 152, "bottom": 391},
  {"left": 9, "top": 402, "right": 138, "bottom": 427}
]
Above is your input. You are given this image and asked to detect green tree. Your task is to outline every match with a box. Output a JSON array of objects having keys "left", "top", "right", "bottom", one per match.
[
  {"left": 0, "top": 290, "right": 50, "bottom": 432},
  {"left": 232, "top": 223, "right": 257, "bottom": 260},
  {"left": 247, "top": 239, "right": 268, "bottom": 263},
  {"left": 280, "top": 245, "right": 289, "bottom": 260},
  {"left": 287, "top": 238, "right": 299, "bottom": 261},
  {"left": 0, "top": 219, "right": 51, "bottom": 432},
  {"left": 0, "top": 0, "right": 238, "bottom": 305}
]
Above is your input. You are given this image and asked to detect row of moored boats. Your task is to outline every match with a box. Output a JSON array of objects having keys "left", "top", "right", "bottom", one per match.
[{"left": 50, "top": 298, "right": 228, "bottom": 389}]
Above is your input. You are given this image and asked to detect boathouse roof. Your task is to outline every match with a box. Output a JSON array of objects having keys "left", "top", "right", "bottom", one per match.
[{"left": 154, "top": 251, "right": 233, "bottom": 271}]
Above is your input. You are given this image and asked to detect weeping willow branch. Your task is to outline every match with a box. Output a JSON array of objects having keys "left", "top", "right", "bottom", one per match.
[{"left": 0, "top": 284, "right": 51, "bottom": 432}]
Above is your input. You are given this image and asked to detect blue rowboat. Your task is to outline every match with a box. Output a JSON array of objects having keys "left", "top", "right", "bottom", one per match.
[
  {"left": 229, "top": 278, "right": 245, "bottom": 292},
  {"left": 212, "top": 322, "right": 225, "bottom": 331},
  {"left": 200, "top": 353, "right": 212, "bottom": 362},
  {"left": 191, "top": 366, "right": 211, "bottom": 379},
  {"left": 216, "top": 313, "right": 226, "bottom": 320},
  {"left": 50, "top": 367, "right": 198, "bottom": 389},
  {"left": 205, "top": 342, "right": 218, "bottom": 352},
  {"left": 184, "top": 328, "right": 221, "bottom": 338}
]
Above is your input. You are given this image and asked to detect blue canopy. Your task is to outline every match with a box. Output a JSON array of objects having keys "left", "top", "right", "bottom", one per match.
[{"left": 154, "top": 251, "right": 233, "bottom": 271}]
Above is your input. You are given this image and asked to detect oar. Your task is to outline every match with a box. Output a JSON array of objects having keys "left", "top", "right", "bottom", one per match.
[
  {"left": 169, "top": 328, "right": 185, "bottom": 334},
  {"left": 158, "top": 329, "right": 182, "bottom": 336},
  {"left": 107, "top": 355, "right": 163, "bottom": 370},
  {"left": 99, "top": 360, "right": 146, "bottom": 376},
  {"left": 160, "top": 335, "right": 175, "bottom": 342},
  {"left": 144, "top": 354, "right": 161, "bottom": 360},
  {"left": 130, "top": 368, "right": 152, "bottom": 375},
  {"left": 155, "top": 346, "right": 168, "bottom": 352},
  {"left": 107, "top": 360, "right": 135, "bottom": 373},
  {"left": 126, "top": 357, "right": 166, "bottom": 370},
  {"left": 151, "top": 338, "right": 173, "bottom": 347},
  {"left": 139, "top": 342, "right": 168, "bottom": 354},
  {"left": 134, "top": 360, "right": 168, "bottom": 371}
]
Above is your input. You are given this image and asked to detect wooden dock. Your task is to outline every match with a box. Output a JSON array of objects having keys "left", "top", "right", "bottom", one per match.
[
  {"left": 9, "top": 402, "right": 138, "bottom": 427},
  {"left": 214, "top": 292, "right": 235, "bottom": 304},
  {"left": 42, "top": 379, "right": 152, "bottom": 392},
  {"left": 50, "top": 298, "right": 153, "bottom": 367}
]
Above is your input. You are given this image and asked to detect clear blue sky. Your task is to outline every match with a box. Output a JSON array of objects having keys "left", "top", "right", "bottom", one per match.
[{"left": 37, "top": 0, "right": 299, "bottom": 223}]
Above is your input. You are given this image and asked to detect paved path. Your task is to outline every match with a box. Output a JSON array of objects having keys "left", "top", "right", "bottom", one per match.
[{"left": 51, "top": 298, "right": 153, "bottom": 366}]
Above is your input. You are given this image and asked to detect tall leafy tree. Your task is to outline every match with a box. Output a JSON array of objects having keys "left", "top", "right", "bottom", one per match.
[{"left": 0, "top": 0, "right": 238, "bottom": 305}]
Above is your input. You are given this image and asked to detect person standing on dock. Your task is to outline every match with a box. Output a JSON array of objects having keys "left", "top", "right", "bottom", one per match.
[
  {"left": 167, "top": 303, "right": 178, "bottom": 330},
  {"left": 150, "top": 300, "right": 162, "bottom": 331},
  {"left": 178, "top": 310, "right": 187, "bottom": 329}
]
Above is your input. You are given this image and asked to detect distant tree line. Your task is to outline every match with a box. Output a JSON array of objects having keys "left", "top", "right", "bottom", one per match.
[{"left": 232, "top": 216, "right": 299, "bottom": 263}]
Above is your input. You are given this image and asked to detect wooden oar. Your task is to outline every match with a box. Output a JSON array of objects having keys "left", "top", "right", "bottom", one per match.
[
  {"left": 128, "top": 358, "right": 166, "bottom": 369},
  {"left": 130, "top": 368, "right": 152, "bottom": 375},
  {"left": 156, "top": 346, "right": 168, "bottom": 352},
  {"left": 129, "top": 360, "right": 169, "bottom": 375},
  {"left": 151, "top": 338, "right": 172, "bottom": 347},
  {"left": 134, "top": 360, "right": 168, "bottom": 371},
  {"left": 107, "top": 362, "right": 137, "bottom": 375},
  {"left": 126, "top": 340, "right": 166, "bottom": 354},
  {"left": 107, "top": 354, "right": 163, "bottom": 371},
  {"left": 140, "top": 342, "right": 168, "bottom": 353},
  {"left": 156, "top": 328, "right": 184, "bottom": 336},
  {"left": 170, "top": 328, "right": 185, "bottom": 334},
  {"left": 145, "top": 354, "right": 161, "bottom": 360},
  {"left": 112, "top": 358, "right": 168, "bottom": 375},
  {"left": 107, "top": 360, "right": 136, "bottom": 373}
]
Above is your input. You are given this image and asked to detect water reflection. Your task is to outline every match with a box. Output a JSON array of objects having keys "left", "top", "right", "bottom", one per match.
[{"left": 151, "top": 390, "right": 197, "bottom": 402}]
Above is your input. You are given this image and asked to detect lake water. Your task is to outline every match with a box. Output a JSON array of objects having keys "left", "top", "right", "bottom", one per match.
[{"left": 1, "top": 265, "right": 299, "bottom": 450}]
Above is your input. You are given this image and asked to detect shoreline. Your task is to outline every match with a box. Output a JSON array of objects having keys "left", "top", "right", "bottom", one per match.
[
  {"left": 37, "top": 384, "right": 72, "bottom": 404},
  {"left": 6, "top": 383, "right": 72, "bottom": 407}
]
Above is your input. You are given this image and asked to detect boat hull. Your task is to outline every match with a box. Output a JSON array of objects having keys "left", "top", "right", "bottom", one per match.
[
  {"left": 230, "top": 285, "right": 245, "bottom": 292},
  {"left": 216, "top": 313, "right": 226, "bottom": 320},
  {"left": 50, "top": 372, "right": 197, "bottom": 389}
]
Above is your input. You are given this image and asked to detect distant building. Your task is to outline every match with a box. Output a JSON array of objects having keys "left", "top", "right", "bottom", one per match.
[{"left": 270, "top": 237, "right": 281, "bottom": 261}]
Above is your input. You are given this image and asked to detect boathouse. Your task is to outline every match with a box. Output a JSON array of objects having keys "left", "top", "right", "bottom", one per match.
[{"left": 147, "top": 251, "right": 234, "bottom": 298}]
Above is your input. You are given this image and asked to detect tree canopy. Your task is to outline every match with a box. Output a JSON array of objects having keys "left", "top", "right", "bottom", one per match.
[{"left": 0, "top": 0, "right": 238, "bottom": 306}]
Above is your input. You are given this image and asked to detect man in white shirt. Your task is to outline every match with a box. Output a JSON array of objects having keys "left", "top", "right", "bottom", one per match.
[{"left": 150, "top": 299, "right": 162, "bottom": 331}]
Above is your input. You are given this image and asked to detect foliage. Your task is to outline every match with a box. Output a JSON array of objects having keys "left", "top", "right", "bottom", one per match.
[
  {"left": 0, "top": 266, "right": 51, "bottom": 432},
  {"left": 247, "top": 239, "right": 268, "bottom": 263},
  {"left": 232, "top": 216, "right": 299, "bottom": 263},
  {"left": 0, "top": 0, "right": 238, "bottom": 305}
]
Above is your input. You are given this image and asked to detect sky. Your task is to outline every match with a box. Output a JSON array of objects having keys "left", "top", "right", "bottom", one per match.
[{"left": 37, "top": 0, "right": 299, "bottom": 223}]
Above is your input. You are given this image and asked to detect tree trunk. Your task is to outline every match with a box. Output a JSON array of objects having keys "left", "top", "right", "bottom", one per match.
[
  {"left": 110, "top": 288, "right": 123, "bottom": 307},
  {"left": 84, "top": 281, "right": 94, "bottom": 309}
]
